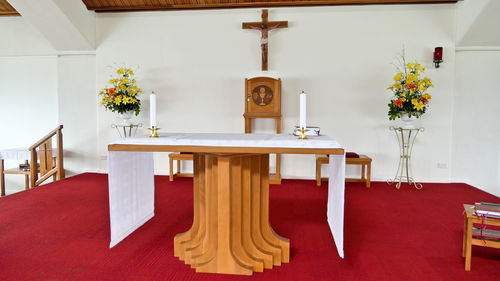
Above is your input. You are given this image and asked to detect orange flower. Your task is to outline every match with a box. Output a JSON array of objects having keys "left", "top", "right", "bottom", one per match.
[
  {"left": 393, "top": 98, "right": 404, "bottom": 108},
  {"left": 404, "top": 83, "right": 417, "bottom": 90},
  {"left": 108, "top": 88, "right": 116, "bottom": 96},
  {"left": 420, "top": 97, "right": 428, "bottom": 103}
]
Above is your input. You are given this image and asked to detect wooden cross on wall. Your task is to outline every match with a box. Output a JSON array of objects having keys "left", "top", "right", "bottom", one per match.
[{"left": 242, "top": 9, "right": 288, "bottom": 71}]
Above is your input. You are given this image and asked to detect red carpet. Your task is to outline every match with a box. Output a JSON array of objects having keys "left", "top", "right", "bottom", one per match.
[{"left": 0, "top": 173, "right": 499, "bottom": 280}]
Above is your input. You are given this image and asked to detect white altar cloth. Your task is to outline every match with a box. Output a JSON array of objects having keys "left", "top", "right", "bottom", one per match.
[{"left": 108, "top": 133, "right": 346, "bottom": 258}]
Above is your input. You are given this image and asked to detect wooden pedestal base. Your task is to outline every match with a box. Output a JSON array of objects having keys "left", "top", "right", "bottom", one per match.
[{"left": 174, "top": 153, "right": 289, "bottom": 275}]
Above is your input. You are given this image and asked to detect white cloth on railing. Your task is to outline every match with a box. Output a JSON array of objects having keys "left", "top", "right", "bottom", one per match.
[
  {"left": 0, "top": 147, "right": 57, "bottom": 161},
  {"left": 108, "top": 133, "right": 346, "bottom": 258},
  {"left": 0, "top": 148, "right": 31, "bottom": 161}
]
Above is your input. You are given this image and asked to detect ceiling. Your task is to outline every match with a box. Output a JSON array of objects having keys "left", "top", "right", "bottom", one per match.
[
  {"left": 0, "top": 0, "right": 16, "bottom": 16},
  {"left": 0, "top": 0, "right": 458, "bottom": 16}
]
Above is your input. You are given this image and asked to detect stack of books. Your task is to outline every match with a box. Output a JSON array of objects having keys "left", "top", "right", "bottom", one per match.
[
  {"left": 473, "top": 202, "right": 500, "bottom": 241},
  {"left": 472, "top": 227, "right": 500, "bottom": 241},
  {"left": 474, "top": 202, "right": 500, "bottom": 219}
]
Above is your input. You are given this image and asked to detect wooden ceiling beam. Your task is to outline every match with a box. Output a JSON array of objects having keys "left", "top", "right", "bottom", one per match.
[
  {"left": 0, "top": 0, "right": 459, "bottom": 16},
  {"left": 82, "top": 0, "right": 458, "bottom": 13},
  {"left": 0, "top": 11, "right": 20, "bottom": 16},
  {"left": 0, "top": 0, "right": 19, "bottom": 16}
]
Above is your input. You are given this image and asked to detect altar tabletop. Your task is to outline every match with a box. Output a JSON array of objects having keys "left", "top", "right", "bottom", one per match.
[
  {"left": 107, "top": 132, "right": 346, "bottom": 274},
  {"left": 109, "top": 132, "right": 344, "bottom": 154}
]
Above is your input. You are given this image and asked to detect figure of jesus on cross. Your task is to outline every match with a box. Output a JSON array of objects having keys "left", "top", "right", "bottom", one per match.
[{"left": 243, "top": 10, "right": 288, "bottom": 71}]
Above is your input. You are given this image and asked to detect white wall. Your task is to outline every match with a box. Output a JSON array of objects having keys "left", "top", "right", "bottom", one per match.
[
  {"left": 95, "top": 5, "right": 457, "bottom": 181},
  {"left": 0, "top": 17, "right": 55, "bottom": 56},
  {"left": 0, "top": 56, "right": 58, "bottom": 190},
  {"left": 456, "top": 0, "right": 489, "bottom": 46},
  {"left": 57, "top": 55, "right": 99, "bottom": 176},
  {"left": 456, "top": 0, "right": 500, "bottom": 47},
  {"left": 452, "top": 51, "right": 500, "bottom": 196},
  {"left": 52, "top": 0, "right": 96, "bottom": 48}
]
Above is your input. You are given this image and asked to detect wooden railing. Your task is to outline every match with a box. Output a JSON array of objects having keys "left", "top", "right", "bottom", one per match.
[{"left": 28, "top": 125, "right": 65, "bottom": 187}]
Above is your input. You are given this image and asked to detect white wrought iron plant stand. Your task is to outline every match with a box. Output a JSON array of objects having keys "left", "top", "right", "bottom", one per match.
[
  {"left": 111, "top": 123, "right": 142, "bottom": 138},
  {"left": 388, "top": 126, "right": 424, "bottom": 190}
]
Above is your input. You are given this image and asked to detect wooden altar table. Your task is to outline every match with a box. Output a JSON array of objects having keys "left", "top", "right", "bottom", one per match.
[{"left": 107, "top": 133, "right": 345, "bottom": 275}]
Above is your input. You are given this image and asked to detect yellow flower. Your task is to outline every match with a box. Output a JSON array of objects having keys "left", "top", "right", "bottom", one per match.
[
  {"left": 393, "top": 72, "right": 403, "bottom": 82},
  {"left": 415, "top": 63, "right": 425, "bottom": 73},
  {"left": 117, "top": 68, "right": 125, "bottom": 75},
  {"left": 422, "top": 78, "right": 434, "bottom": 87},
  {"left": 422, "top": 93, "right": 432, "bottom": 100},
  {"left": 406, "top": 74, "right": 416, "bottom": 84},
  {"left": 114, "top": 95, "right": 123, "bottom": 105},
  {"left": 413, "top": 101, "right": 425, "bottom": 111},
  {"left": 128, "top": 69, "right": 134, "bottom": 76}
]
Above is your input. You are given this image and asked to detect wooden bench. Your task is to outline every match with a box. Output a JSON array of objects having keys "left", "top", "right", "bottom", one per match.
[
  {"left": 316, "top": 153, "right": 372, "bottom": 187},
  {"left": 168, "top": 153, "right": 194, "bottom": 181},
  {"left": 462, "top": 204, "right": 500, "bottom": 271}
]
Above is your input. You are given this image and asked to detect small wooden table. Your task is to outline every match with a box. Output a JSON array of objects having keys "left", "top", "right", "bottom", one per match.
[
  {"left": 168, "top": 153, "right": 194, "bottom": 181},
  {"left": 316, "top": 154, "right": 372, "bottom": 187},
  {"left": 462, "top": 204, "right": 500, "bottom": 271}
]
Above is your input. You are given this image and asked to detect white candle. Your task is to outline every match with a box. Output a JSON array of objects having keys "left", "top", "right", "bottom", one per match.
[
  {"left": 300, "top": 91, "right": 307, "bottom": 129},
  {"left": 150, "top": 92, "right": 157, "bottom": 128}
]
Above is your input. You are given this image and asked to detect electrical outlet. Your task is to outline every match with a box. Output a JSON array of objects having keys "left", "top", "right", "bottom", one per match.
[{"left": 437, "top": 163, "right": 447, "bottom": 169}]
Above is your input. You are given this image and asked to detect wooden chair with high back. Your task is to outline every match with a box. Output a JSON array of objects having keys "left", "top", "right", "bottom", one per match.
[{"left": 0, "top": 125, "right": 65, "bottom": 197}]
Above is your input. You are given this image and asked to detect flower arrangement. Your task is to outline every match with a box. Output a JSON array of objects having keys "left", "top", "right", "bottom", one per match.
[
  {"left": 387, "top": 57, "right": 434, "bottom": 120},
  {"left": 99, "top": 67, "right": 142, "bottom": 115}
]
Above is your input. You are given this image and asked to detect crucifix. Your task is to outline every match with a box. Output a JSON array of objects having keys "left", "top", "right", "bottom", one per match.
[{"left": 242, "top": 9, "right": 288, "bottom": 71}]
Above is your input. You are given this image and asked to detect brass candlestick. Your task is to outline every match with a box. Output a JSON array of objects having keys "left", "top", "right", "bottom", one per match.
[
  {"left": 148, "top": 126, "right": 160, "bottom": 138},
  {"left": 298, "top": 127, "right": 308, "bottom": 140}
]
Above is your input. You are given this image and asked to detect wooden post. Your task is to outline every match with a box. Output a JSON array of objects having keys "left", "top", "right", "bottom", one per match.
[
  {"left": 24, "top": 160, "right": 29, "bottom": 190},
  {"left": 57, "top": 128, "right": 65, "bottom": 180},
  {"left": 29, "top": 149, "right": 37, "bottom": 188},
  {"left": 0, "top": 159, "right": 5, "bottom": 196}
]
